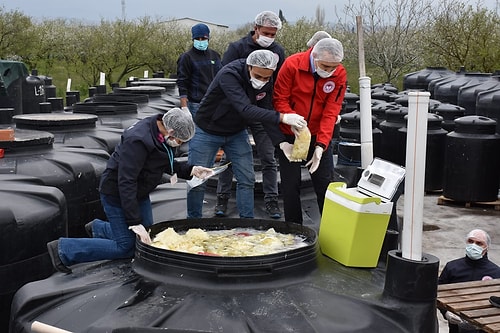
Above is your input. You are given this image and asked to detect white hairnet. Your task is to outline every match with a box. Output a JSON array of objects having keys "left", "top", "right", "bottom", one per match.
[
  {"left": 466, "top": 229, "right": 491, "bottom": 248},
  {"left": 312, "top": 38, "right": 344, "bottom": 63},
  {"left": 162, "top": 107, "right": 195, "bottom": 141},
  {"left": 307, "top": 30, "right": 332, "bottom": 48},
  {"left": 254, "top": 11, "right": 282, "bottom": 29},
  {"left": 246, "top": 50, "right": 279, "bottom": 70}
]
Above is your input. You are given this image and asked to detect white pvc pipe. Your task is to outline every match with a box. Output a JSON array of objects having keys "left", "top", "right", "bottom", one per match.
[
  {"left": 31, "top": 321, "right": 73, "bottom": 333},
  {"left": 401, "top": 91, "right": 430, "bottom": 261},
  {"left": 359, "top": 76, "right": 373, "bottom": 169}
]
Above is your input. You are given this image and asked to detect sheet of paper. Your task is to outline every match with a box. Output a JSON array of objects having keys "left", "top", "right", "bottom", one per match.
[{"left": 186, "top": 163, "right": 230, "bottom": 189}]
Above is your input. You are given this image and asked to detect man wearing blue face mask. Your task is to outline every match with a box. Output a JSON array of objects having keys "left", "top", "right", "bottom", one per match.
[
  {"left": 438, "top": 229, "right": 500, "bottom": 333},
  {"left": 177, "top": 23, "right": 222, "bottom": 117}
]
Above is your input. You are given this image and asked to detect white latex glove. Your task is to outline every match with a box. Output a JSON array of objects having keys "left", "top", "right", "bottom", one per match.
[
  {"left": 129, "top": 224, "right": 152, "bottom": 244},
  {"left": 291, "top": 125, "right": 301, "bottom": 137},
  {"left": 305, "top": 146, "right": 324, "bottom": 174},
  {"left": 279, "top": 142, "right": 301, "bottom": 162},
  {"left": 335, "top": 114, "right": 341, "bottom": 125},
  {"left": 181, "top": 106, "right": 192, "bottom": 118},
  {"left": 190, "top": 166, "right": 214, "bottom": 179},
  {"left": 444, "top": 311, "right": 464, "bottom": 325},
  {"left": 282, "top": 113, "right": 307, "bottom": 129}
]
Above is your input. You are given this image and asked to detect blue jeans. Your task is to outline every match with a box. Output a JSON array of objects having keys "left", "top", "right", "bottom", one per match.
[
  {"left": 187, "top": 127, "right": 255, "bottom": 218},
  {"left": 58, "top": 194, "right": 153, "bottom": 266},
  {"left": 217, "top": 123, "right": 278, "bottom": 202},
  {"left": 187, "top": 101, "right": 201, "bottom": 118}
]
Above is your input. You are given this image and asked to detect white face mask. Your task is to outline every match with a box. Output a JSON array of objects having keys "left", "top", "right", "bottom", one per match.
[
  {"left": 250, "top": 76, "right": 267, "bottom": 90},
  {"left": 256, "top": 35, "right": 275, "bottom": 48},
  {"left": 165, "top": 137, "right": 181, "bottom": 147},
  {"left": 465, "top": 243, "right": 484, "bottom": 260},
  {"left": 314, "top": 59, "right": 336, "bottom": 78}
]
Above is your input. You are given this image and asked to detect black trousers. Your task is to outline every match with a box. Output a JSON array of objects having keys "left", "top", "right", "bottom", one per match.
[{"left": 277, "top": 136, "right": 334, "bottom": 224}]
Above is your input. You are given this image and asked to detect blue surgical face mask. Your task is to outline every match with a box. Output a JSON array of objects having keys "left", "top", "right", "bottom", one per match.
[
  {"left": 193, "top": 39, "right": 209, "bottom": 51},
  {"left": 465, "top": 243, "right": 484, "bottom": 260}
]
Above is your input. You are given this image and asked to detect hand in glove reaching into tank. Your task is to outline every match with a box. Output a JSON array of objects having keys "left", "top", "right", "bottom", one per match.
[
  {"left": 129, "top": 224, "right": 152, "bottom": 244},
  {"left": 281, "top": 113, "right": 307, "bottom": 129},
  {"left": 305, "top": 146, "right": 324, "bottom": 174}
]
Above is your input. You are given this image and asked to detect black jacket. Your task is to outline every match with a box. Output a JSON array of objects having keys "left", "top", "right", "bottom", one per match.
[
  {"left": 99, "top": 114, "right": 192, "bottom": 226},
  {"left": 439, "top": 254, "right": 500, "bottom": 284},
  {"left": 222, "top": 31, "right": 286, "bottom": 80},
  {"left": 176, "top": 47, "right": 222, "bottom": 103},
  {"left": 194, "top": 58, "right": 284, "bottom": 145}
]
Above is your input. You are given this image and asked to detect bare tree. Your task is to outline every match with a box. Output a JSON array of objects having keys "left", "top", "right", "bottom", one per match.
[
  {"left": 339, "top": 0, "right": 431, "bottom": 83},
  {"left": 421, "top": 1, "right": 500, "bottom": 72}
]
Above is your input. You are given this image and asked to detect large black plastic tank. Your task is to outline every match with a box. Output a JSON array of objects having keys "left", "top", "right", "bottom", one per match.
[
  {"left": 430, "top": 103, "right": 466, "bottom": 132},
  {"left": 0, "top": 107, "right": 15, "bottom": 124},
  {"left": 21, "top": 71, "right": 45, "bottom": 114},
  {"left": 342, "top": 91, "right": 359, "bottom": 114},
  {"left": 433, "top": 72, "right": 490, "bottom": 105},
  {"left": 0, "top": 177, "right": 66, "bottom": 332},
  {"left": 337, "top": 110, "right": 382, "bottom": 166},
  {"left": 378, "top": 105, "right": 408, "bottom": 165},
  {"left": 398, "top": 114, "right": 448, "bottom": 191},
  {"left": 371, "top": 84, "right": 399, "bottom": 102},
  {"left": 0, "top": 128, "right": 109, "bottom": 237},
  {"left": 443, "top": 116, "right": 500, "bottom": 202},
  {"left": 73, "top": 101, "right": 140, "bottom": 129},
  {"left": 0, "top": 60, "right": 29, "bottom": 115},
  {"left": 476, "top": 87, "right": 500, "bottom": 134},
  {"left": 114, "top": 85, "right": 180, "bottom": 112},
  {"left": 10, "top": 218, "right": 438, "bottom": 333},
  {"left": 403, "top": 67, "right": 455, "bottom": 91},
  {"left": 13, "top": 113, "right": 122, "bottom": 154},
  {"left": 456, "top": 74, "right": 500, "bottom": 115}
]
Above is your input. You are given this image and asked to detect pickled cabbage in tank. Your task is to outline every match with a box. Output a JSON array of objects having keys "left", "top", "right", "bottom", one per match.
[{"left": 151, "top": 227, "right": 308, "bottom": 256}]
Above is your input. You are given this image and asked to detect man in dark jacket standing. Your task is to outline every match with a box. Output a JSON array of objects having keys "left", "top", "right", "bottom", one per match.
[
  {"left": 439, "top": 229, "right": 500, "bottom": 332},
  {"left": 215, "top": 11, "right": 286, "bottom": 219},
  {"left": 176, "top": 23, "right": 222, "bottom": 117},
  {"left": 187, "top": 49, "right": 306, "bottom": 219}
]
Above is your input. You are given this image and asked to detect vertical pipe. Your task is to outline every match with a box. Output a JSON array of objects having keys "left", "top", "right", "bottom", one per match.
[
  {"left": 401, "top": 91, "right": 429, "bottom": 260},
  {"left": 356, "top": 16, "right": 373, "bottom": 168},
  {"left": 359, "top": 76, "right": 373, "bottom": 168}
]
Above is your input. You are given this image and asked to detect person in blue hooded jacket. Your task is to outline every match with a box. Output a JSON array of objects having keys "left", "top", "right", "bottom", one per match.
[
  {"left": 176, "top": 23, "right": 222, "bottom": 117},
  {"left": 187, "top": 49, "right": 307, "bottom": 219}
]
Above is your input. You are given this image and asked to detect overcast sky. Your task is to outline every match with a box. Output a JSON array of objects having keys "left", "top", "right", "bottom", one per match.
[{"left": 1, "top": 0, "right": 350, "bottom": 28}]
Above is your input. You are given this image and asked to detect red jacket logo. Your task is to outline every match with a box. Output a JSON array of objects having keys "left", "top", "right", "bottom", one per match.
[{"left": 323, "top": 81, "right": 335, "bottom": 93}]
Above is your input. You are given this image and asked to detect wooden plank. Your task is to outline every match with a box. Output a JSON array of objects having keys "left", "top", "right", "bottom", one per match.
[
  {"left": 439, "top": 285, "right": 500, "bottom": 297},
  {"left": 447, "top": 299, "right": 492, "bottom": 311},
  {"left": 439, "top": 291, "right": 500, "bottom": 304},
  {"left": 437, "top": 279, "right": 500, "bottom": 332},
  {"left": 437, "top": 195, "right": 500, "bottom": 210},
  {"left": 438, "top": 279, "right": 500, "bottom": 291},
  {"left": 463, "top": 308, "right": 500, "bottom": 317},
  {"left": 474, "top": 315, "right": 500, "bottom": 325}
]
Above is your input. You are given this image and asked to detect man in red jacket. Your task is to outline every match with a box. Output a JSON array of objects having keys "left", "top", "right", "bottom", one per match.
[{"left": 273, "top": 38, "right": 346, "bottom": 224}]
